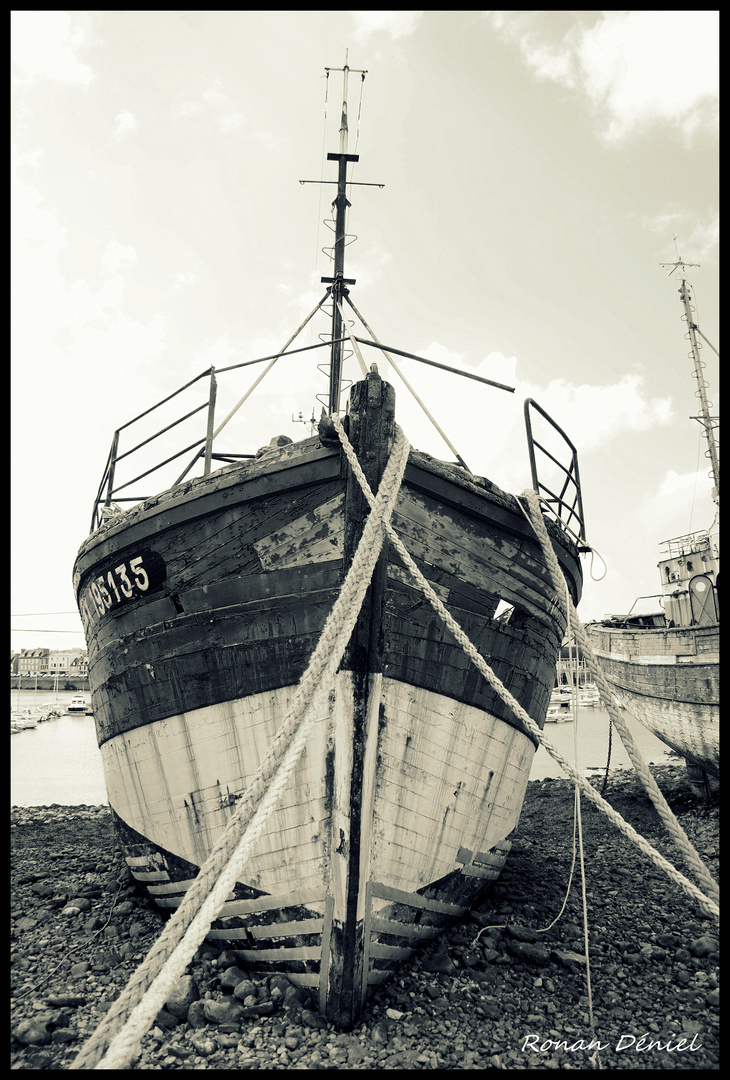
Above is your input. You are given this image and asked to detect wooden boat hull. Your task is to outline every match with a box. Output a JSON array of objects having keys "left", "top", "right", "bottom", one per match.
[
  {"left": 585, "top": 623, "right": 719, "bottom": 777},
  {"left": 74, "top": 374, "right": 582, "bottom": 1025}
]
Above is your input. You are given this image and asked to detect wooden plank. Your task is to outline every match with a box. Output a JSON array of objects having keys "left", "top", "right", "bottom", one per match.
[
  {"left": 233, "top": 946, "right": 322, "bottom": 963},
  {"left": 368, "top": 943, "right": 414, "bottom": 961},
  {"left": 370, "top": 882, "right": 468, "bottom": 916},
  {"left": 74, "top": 442, "right": 341, "bottom": 585},
  {"left": 461, "top": 865, "right": 502, "bottom": 879},
  {"left": 403, "top": 453, "right": 582, "bottom": 604},
  {"left": 319, "top": 895, "right": 334, "bottom": 1018},
  {"left": 147, "top": 879, "right": 197, "bottom": 896},
  {"left": 219, "top": 888, "right": 327, "bottom": 915},
  {"left": 249, "top": 919, "right": 323, "bottom": 939},
  {"left": 369, "top": 916, "right": 440, "bottom": 940},
  {"left": 129, "top": 870, "right": 169, "bottom": 883}
]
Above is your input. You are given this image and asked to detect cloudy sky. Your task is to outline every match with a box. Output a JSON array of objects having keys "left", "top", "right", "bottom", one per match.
[{"left": 12, "top": 11, "right": 719, "bottom": 654}]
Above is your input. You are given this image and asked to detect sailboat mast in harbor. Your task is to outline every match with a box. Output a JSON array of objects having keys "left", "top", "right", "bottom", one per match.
[{"left": 660, "top": 244, "right": 720, "bottom": 508}]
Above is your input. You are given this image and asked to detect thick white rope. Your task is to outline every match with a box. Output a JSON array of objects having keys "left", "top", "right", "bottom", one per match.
[
  {"left": 519, "top": 490, "right": 719, "bottom": 908},
  {"left": 71, "top": 425, "right": 411, "bottom": 1070},
  {"left": 332, "top": 416, "right": 718, "bottom": 922}
]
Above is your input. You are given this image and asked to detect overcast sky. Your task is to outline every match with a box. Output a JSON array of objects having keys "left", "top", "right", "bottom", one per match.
[{"left": 12, "top": 11, "right": 719, "bottom": 655}]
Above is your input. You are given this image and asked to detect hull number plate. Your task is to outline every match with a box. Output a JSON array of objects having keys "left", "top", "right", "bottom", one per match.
[{"left": 81, "top": 549, "right": 166, "bottom": 624}]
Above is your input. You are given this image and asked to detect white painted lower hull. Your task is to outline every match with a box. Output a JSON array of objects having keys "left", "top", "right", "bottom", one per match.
[
  {"left": 102, "top": 675, "right": 534, "bottom": 900},
  {"left": 611, "top": 683, "right": 719, "bottom": 778}
]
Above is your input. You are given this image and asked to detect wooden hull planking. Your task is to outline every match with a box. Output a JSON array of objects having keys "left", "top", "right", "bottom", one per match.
[
  {"left": 585, "top": 623, "right": 719, "bottom": 777},
  {"left": 74, "top": 374, "right": 582, "bottom": 1025}
]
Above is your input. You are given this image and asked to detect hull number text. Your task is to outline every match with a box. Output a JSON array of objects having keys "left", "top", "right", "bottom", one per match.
[{"left": 81, "top": 550, "right": 166, "bottom": 624}]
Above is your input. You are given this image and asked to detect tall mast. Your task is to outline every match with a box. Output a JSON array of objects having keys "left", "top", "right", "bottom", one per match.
[
  {"left": 661, "top": 244, "right": 720, "bottom": 507},
  {"left": 322, "top": 52, "right": 366, "bottom": 414}
]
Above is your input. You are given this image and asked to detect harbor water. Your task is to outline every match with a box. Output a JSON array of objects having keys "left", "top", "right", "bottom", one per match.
[
  {"left": 11, "top": 690, "right": 678, "bottom": 807},
  {"left": 11, "top": 691, "right": 108, "bottom": 807}
]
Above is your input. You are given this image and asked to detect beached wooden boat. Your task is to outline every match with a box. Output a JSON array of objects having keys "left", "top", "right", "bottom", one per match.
[
  {"left": 72, "top": 60, "right": 585, "bottom": 1027},
  {"left": 585, "top": 260, "right": 719, "bottom": 782}
]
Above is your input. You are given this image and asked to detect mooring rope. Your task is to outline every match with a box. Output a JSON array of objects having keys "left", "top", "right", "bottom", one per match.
[
  {"left": 70, "top": 425, "right": 411, "bottom": 1070},
  {"left": 331, "top": 415, "right": 718, "bottom": 922},
  {"left": 518, "top": 489, "right": 719, "bottom": 909}
]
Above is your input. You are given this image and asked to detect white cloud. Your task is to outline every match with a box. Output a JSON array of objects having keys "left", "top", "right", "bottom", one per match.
[
  {"left": 177, "top": 80, "right": 247, "bottom": 134},
  {"left": 113, "top": 111, "right": 138, "bottom": 141},
  {"left": 639, "top": 468, "right": 716, "bottom": 536},
  {"left": 533, "top": 374, "right": 673, "bottom": 453},
  {"left": 11, "top": 11, "right": 95, "bottom": 86},
  {"left": 350, "top": 11, "right": 423, "bottom": 43},
  {"left": 174, "top": 271, "right": 198, "bottom": 291},
  {"left": 488, "top": 11, "right": 718, "bottom": 143},
  {"left": 202, "top": 81, "right": 229, "bottom": 105},
  {"left": 218, "top": 113, "right": 246, "bottom": 133},
  {"left": 100, "top": 241, "right": 137, "bottom": 276}
]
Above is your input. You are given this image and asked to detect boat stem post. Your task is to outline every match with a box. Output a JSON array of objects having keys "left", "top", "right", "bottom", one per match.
[{"left": 328, "top": 367, "right": 396, "bottom": 1026}]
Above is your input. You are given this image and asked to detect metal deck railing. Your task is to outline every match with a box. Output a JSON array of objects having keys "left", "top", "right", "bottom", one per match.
[{"left": 523, "top": 397, "right": 587, "bottom": 548}]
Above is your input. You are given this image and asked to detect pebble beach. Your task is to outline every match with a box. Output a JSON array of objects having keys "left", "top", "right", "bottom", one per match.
[{"left": 11, "top": 764, "right": 718, "bottom": 1070}]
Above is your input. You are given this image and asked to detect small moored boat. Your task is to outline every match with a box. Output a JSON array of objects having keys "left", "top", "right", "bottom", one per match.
[{"left": 67, "top": 696, "right": 91, "bottom": 714}]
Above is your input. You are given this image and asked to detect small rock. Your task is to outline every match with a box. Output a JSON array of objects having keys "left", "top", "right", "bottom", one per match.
[
  {"left": 30, "top": 883, "right": 56, "bottom": 897},
  {"left": 506, "top": 924, "right": 540, "bottom": 943},
  {"left": 241, "top": 999, "right": 275, "bottom": 1018},
  {"left": 190, "top": 1035, "right": 216, "bottom": 1057},
  {"left": 689, "top": 935, "right": 717, "bottom": 958},
  {"left": 16, "top": 916, "right": 39, "bottom": 931},
  {"left": 551, "top": 948, "right": 587, "bottom": 968},
  {"left": 422, "top": 942, "right": 456, "bottom": 974},
  {"left": 153, "top": 1007, "right": 178, "bottom": 1029},
  {"left": 233, "top": 979, "right": 258, "bottom": 1001},
  {"left": 186, "top": 999, "right": 209, "bottom": 1029},
  {"left": 507, "top": 940, "right": 550, "bottom": 965},
  {"left": 50, "top": 1028, "right": 77, "bottom": 1044},
  {"left": 219, "top": 964, "right": 248, "bottom": 990},
  {"left": 67, "top": 897, "right": 93, "bottom": 912},
  {"left": 15, "top": 1018, "right": 51, "bottom": 1046},
  {"left": 301, "top": 1008, "right": 328, "bottom": 1029},
  {"left": 203, "top": 998, "right": 232, "bottom": 1024},
  {"left": 165, "top": 973, "right": 198, "bottom": 1020},
  {"left": 370, "top": 1021, "right": 390, "bottom": 1046}
]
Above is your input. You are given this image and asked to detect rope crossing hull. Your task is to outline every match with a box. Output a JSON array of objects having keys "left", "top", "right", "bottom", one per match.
[{"left": 73, "top": 370, "right": 583, "bottom": 1028}]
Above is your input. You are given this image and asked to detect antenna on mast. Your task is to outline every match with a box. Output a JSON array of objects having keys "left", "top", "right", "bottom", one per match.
[
  {"left": 660, "top": 240, "right": 720, "bottom": 506},
  {"left": 300, "top": 54, "right": 383, "bottom": 415}
]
